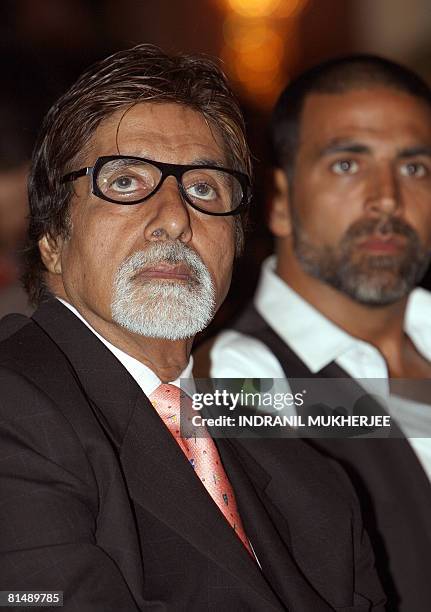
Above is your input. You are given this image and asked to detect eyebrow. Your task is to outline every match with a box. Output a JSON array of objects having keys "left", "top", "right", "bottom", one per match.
[
  {"left": 317, "top": 140, "right": 431, "bottom": 159},
  {"left": 192, "top": 157, "right": 228, "bottom": 168},
  {"left": 397, "top": 146, "right": 431, "bottom": 158},
  {"left": 317, "top": 140, "right": 371, "bottom": 157},
  {"left": 117, "top": 156, "right": 228, "bottom": 168}
]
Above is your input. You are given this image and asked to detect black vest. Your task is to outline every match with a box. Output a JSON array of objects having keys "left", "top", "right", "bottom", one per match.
[{"left": 231, "top": 303, "right": 431, "bottom": 612}]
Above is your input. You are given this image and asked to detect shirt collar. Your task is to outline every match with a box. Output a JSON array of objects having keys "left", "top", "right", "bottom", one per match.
[
  {"left": 405, "top": 287, "right": 431, "bottom": 361},
  {"left": 254, "top": 256, "right": 431, "bottom": 373},
  {"left": 57, "top": 298, "right": 194, "bottom": 397}
]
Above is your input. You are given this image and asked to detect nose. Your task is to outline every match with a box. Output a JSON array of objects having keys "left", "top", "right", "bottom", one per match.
[
  {"left": 365, "top": 163, "right": 401, "bottom": 217},
  {"left": 143, "top": 176, "right": 192, "bottom": 243}
]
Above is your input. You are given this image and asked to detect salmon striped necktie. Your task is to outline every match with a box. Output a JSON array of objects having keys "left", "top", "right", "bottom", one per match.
[{"left": 149, "top": 383, "right": 254, "bottom": 558}]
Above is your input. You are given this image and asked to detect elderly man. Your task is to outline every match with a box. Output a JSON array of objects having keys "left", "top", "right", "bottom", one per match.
[
  {"left": 0, "top": 46, "right": 384, "bottom": 611},
  {"left": 209, "top": 55, "right": 431, "bottom": 611}
]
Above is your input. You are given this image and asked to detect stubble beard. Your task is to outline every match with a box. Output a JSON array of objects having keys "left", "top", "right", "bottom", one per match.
[
  {"left": 292, "top": 213, "right": 431, "bottom": 306},
  {"left": 111, "top": 242, "right": 216, "bottom": 340}
]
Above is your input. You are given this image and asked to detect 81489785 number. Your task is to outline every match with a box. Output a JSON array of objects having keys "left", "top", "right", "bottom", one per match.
[{"left": 0, "top": 591, "right": 63, "bottom": 607}]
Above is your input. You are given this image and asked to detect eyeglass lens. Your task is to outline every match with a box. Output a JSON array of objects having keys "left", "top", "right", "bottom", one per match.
[{"left": 96, "top": 158, "right": 244, "bottom": 212}]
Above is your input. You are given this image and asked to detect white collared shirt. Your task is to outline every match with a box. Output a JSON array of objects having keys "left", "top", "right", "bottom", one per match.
[
  {"left": 58, "top": 298, "right": 194, "bottom": 396},
  {"left": 210, "top": 256, "right": 431, "bottom": 481}
]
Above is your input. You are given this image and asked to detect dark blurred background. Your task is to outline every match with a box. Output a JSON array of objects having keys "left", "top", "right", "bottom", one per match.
[{"left": 1, "top": 0, "right": 431, "bottom": 333}]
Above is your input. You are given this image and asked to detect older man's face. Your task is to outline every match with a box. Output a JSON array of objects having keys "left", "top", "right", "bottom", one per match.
[{"left": 48, "top": 103, "right": 236, "bottom": 339}]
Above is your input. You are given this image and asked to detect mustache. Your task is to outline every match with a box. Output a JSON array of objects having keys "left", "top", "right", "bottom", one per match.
[
  {"left": 118, "top": 242, "right": 206, "bottom": 279},
  {"left": 343, "top": 216, "right": 420, "bottom": 243}
]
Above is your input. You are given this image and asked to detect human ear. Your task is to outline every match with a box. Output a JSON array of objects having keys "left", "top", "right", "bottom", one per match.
[
  {"left": 38, "top": 234, "right": 64, "bottom": 274},
  {"left": 268, "top": 168, "right": 292, "bottom": 237}
]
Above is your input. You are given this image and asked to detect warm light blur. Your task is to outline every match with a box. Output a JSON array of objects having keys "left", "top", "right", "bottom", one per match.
[
  {"left": 222, "top": 19, "right": 297, "bottom": 106},
  {"left": 224, "top": 21, "right": 283, "bottom": 57},
  {"left": 223, "top": 0, "right": 307, "bottom": 19},
  {"left": 275, "top": 0, "right": 308, "bottom": 18},
  {"left": 221, "top": 43, "right": 289, "bottom": 106},
  {"left": 218, "top": 0, "right": 308, "bottom": 108},
  {"left": 227, "top": 0, "right": 281, "bottom": 18}
]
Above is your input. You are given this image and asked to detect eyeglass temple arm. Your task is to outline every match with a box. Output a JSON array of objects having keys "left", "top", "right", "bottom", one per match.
[{"left": 61, "top": 167, "right": 91, "bottom": 184}]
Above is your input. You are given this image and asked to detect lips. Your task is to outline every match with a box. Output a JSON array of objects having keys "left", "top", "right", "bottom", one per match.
[
  {"left": 133, "top": 262, "right": 192, "bottom": 281},
  {"left": 356, "top": 234, "right": 407, "bottom": 254}
]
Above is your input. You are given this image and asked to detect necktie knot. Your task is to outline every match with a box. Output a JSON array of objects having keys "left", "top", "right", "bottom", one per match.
[{"left": 149, "top": 383, "right": 183, "bottom": 436}]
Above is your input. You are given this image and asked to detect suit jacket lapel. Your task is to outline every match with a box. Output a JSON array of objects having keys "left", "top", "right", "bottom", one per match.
[{"left": 32, "top": 300, "right": 281, "bottom": 610}]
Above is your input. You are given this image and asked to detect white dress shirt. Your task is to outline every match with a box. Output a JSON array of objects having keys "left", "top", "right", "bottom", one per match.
[
  {"left": 211, "top": 256, "right": 431, "bottom": 481},
  {"left": 58, "top": 298, "right": 194, "bottom": 395}
]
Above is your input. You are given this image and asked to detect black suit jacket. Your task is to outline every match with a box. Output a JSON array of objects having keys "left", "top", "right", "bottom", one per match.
[
  {"left": 0, "top": 299, "right": 385, "bottom": 611},
  {"left": 232, "top": 303, "right": 431, "bottom": 612}
]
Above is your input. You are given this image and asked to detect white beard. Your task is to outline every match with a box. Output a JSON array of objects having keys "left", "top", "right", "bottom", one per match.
[{"left": 111, "top": 242, "right": 215, "bottom": 340}]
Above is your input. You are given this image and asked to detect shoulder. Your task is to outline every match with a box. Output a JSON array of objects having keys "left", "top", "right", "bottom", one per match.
[
  {"left": 0, "top": 312, "right": 96, "bottom": 458},
  {"left": 0, "top": 313, "right": 84, "bottom": 432},
  {"left": 0, "top": 311, "right": 32, "bottom": 343},
  {"left": 0, "top": 314, "right": 52, "bottom": 386},
  {"left": 0, "top": 311, "right": 63, "bottom": 379}
]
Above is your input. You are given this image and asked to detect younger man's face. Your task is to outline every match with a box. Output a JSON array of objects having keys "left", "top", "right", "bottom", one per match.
[{"left": 289, "top": 87, "right": 431, "bottom": 305}]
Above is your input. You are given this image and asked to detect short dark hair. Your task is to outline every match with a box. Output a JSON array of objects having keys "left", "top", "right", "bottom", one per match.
[
  {"left": 271, "top": 54, "right": 431, "bottom": 179},
  {"left": 24, "top": 44, "right": 252, "bottom": 305}
]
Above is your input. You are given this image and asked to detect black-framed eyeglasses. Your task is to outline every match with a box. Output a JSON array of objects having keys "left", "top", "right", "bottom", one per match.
[{"left": 61, "top": 155, "right": 251, "bottom": 216}]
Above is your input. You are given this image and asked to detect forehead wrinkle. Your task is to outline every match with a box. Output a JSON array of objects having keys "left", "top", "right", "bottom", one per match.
[
  {"left": 115, "top": 102, "right": 213, "bottom": 141},
  {"left": 310, "top": 124, "right": 400, "bottom": 143},
  {"left": 87, "top": 104, "right": 228, "bottom": 167},
  {"left": 115, "top": 103, "right": 139, "bottom": 155}
]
